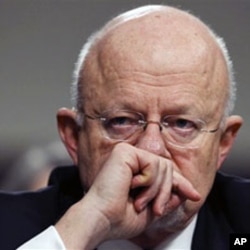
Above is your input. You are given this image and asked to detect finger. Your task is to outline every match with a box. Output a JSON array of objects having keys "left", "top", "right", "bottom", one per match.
[
  {"left": 151, "top": 169, "right": 200, "bottom": 216},
  {"left": 151, "top": 162, "right": 173, "bottom": 216},
  {"left": 131, "top": 160, "right": 161, "bottom": 213},
  {"left": 131, "top": 164, "right": 156, "bottom": 189},
  {"left": 172, "top": 171, "right": 201, "bottom": 201},
  {"left": 162, "top": 193, "right": 185, "bottom": 215},
  {"left": 130, "top": 154, "right": 162, "bottom": 189}
]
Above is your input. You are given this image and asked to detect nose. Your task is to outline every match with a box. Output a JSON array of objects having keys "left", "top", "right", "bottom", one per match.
[{"left": 136, "top": 121, "right": 167, "bottom": 156}]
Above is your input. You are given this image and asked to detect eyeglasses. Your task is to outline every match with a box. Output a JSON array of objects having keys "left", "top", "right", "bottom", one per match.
[{"left": 77, "top": 109, "right": 220, "bottom": 148}]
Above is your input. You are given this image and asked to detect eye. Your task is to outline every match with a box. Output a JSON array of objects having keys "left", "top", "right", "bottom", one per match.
[
  {"left": 162, "top": 115, "right": 201, "bottom": 140},
  {"left": 163, "top": 116, "right": 199, "bottom": 129},
  {"left": 101, "top": 111, "right": 142, "bottom": 139},
  {"left": 104, "top": 116, "right": 137, "bottom": 128},
  {"left": 173, "top": 118, "right": 197, "bottom": 130}
]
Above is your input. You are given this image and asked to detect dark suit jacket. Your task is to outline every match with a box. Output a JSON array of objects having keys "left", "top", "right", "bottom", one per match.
[{"left": 0, "top": 166, "right": 249, "bottom": 250}]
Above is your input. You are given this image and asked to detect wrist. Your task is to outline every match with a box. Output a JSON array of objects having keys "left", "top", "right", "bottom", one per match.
[{"left": 56, "top": 196, "right": 111, "bottom": 250}]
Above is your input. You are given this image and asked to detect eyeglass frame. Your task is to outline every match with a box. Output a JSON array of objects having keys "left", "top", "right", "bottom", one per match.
[{"left": 75, "top": 109, "right": 221, "bottom": 149}]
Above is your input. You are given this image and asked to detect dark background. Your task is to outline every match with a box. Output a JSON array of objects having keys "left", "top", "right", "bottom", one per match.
[{"left": 0, "top": 0, "right": 249, "bottom": 188}]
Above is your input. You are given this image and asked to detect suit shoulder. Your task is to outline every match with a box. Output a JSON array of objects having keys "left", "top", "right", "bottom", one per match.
[
  {"left": 0, "top": 186, "right": 60, "bottom": 227},
  {"left": 214, "top": 172, "right": 250, "bottom": 199},
  {"left": 0, "top": 186, "right": 60, "bottom": 250},
  {"left": 209, "top": 172, "right": 250, "bottom": 232}
]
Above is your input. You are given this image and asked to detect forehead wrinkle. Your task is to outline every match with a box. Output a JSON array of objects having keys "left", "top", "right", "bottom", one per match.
[
  {"left": 93, "top": 24, "right": 221, "bottom": 93},
  {"left": 82, "top": 49, "right": 222, "bottom": 121},
  {"left": 83, "top": 49, "right": 213, "bottom": 114},
  {"left": 96, "top": 78, "right": 205, "bottom": 115},
  {"left": 122, "top": 71, "right": 206, "bottom": 86}
]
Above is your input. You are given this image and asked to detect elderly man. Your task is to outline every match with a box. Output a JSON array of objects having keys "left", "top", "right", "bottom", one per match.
[{"left": 1, "top": 4, "right": 249, "bottom": 250}]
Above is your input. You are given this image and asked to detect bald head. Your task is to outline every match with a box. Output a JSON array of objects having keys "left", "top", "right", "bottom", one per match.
[
  {"left": 97, "top": 6, "right": 223, "bottom": 75},
  {"left": 72, "top": 5, "right": 235, "bottom": 118}
]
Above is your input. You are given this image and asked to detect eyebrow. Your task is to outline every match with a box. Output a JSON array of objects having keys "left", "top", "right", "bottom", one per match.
[{"left": 95, "top": 104, "right": 203, "bottom": 118}]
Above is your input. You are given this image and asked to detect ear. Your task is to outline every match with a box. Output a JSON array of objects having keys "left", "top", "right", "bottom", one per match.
[
  {"left": 57, "top": 108, "right": 79, "bottom": 165},
  {"left": 217, "top": 115, "right": 243, "bottom": 169}
]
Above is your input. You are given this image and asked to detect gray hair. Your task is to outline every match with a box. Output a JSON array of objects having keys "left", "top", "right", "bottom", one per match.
[
  {"left": 71, "top": 6, "right": 237, "bottom": 119},
  {"left": 209, "top": 33, "right": 237, "bottom": 118},
  {"left": 71, "top": 31, "right": 99, "bottom": 113}
]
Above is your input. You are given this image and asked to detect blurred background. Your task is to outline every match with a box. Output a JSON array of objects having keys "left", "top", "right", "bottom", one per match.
[{"left": 0, "top": 0, "right": 249, "bottom": 190}]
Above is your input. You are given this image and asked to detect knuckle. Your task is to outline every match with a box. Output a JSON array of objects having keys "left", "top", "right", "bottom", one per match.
[{"left": 113, "top": 142, "right": 131, "bottom": 153}]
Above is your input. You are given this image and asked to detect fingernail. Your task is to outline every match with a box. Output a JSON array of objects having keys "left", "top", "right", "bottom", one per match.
[
  {"left": 192, "top": 190, "right": 201, "bottom": 201},
  {"left": 139, "top": 202, "right": 147, "bottom": 212},
  {"left": 155, "top": 205, "right": 165, "bottom": 216},
  {"left": 159, "top": 205, "right": 165, "bottom": 216}
]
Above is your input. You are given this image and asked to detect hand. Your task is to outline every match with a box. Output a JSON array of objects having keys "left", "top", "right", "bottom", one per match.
[{"left": 56, "top": 143, "right": 200, "bottom": 249}]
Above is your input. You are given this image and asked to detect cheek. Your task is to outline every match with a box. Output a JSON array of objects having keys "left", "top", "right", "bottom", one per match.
[
  {"left": 170, "top": 144, "right": 220, "bottom": 216},
  {"left": 77, "top": 130, "right": 115, "bottom": 189},
  {"left": 171, "top": 144, "right": 219, "bottom": 198}
]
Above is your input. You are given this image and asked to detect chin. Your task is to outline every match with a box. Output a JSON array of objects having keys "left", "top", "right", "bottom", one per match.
[{"left": 148, "top": 204, "right": 194, "bottom": 235}]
